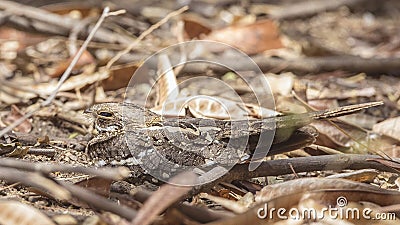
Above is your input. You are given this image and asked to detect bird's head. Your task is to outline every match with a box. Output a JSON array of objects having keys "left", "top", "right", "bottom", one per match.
[{"left": 84, "top": 102, "right": 161, "bottom": 133}]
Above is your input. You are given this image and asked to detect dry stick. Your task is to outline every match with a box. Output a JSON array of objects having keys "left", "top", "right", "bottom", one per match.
[
  {"left": 68, "top": 16, "right": 94, "bottom": 55},
  {"left": 106, "top": 5, "right": 189, "bottom": 69},
  {"left": 0, "top": 1, "right": 132, "bottom": 44},
  {"left": 253, "top": 55, "right": 400, "bottom": 74},
  {"left": 0, "top": 165, "right": 137, "bottom": 220},
  {"left": 129, "top": 154, "right": 397, "bottom": 223},
  {"left": 132, "top": 154, "right": 394, "bottom": 223},
  {"left": 126, "top": 189, "right": 234, "bottom": 223},
  {"left": 191, "top": 154, "right": 397, "bottom": 197},
  {"left": 181, "top": 55, "right": 400, "bottom": 75},
  {"left": 269, "top": 0, "right": 367, "bottom": 20},
  {"left": 0, "top": 167, "right": 71, "bottom": 200},
  {"left": 131, "top": 172, "right": 197, "bottom": 225},
  {"left": 59, "top": 181, "right": 138, "bottom": 220},
  {"left": 0, "top": 7, "right": 123, "bottom": 138},
  {"left": 229, "top": 154, "right": 396, "bottom": 181},
  {"left": 42, "top": 7, "right": 113, "bottom": 106},
  {"left": 0, "top": 157, "right": 130, "bottom": 180}
]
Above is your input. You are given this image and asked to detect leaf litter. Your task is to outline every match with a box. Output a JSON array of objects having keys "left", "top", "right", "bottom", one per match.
[{"left": 0, "top": 0, "right": 400, "bottom": 224}]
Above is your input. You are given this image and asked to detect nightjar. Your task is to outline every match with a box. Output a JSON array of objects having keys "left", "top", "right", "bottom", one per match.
[{"left": 85, "top": 101, "right": 382, "bottom": 183}]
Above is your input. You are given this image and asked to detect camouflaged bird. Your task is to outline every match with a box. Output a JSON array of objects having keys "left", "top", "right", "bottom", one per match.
[{"left": 85, "top": 101, "right": 382, "bottom": 182}]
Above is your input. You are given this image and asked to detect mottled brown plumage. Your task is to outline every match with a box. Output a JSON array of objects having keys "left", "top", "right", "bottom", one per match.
[{"left": 85, "top": 101, "right": 382, "bottom": 182}]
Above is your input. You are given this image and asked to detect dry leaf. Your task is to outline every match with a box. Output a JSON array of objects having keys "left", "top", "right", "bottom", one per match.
[
  {"left": 151, "top": 96, "right": 277, "bottom": 119},
  {"left": 0, "top": 201, "right": 55, "bottom": 225},
  {"left": 366, "top": 158, "right": 400, "bottom": 171},
  {"left": 312, "top": 120, "right": 368, "bottom": 150},
  {"left": 206, "top": 19, "right": 283, "bottom": 55},
  {"left": 307, "top": 86, "right": 376, "bottom": 100},
  {"left": 265, "top": 72, "right": 294, "bottom": 96},
  {"left": 2, "top": 105, "right": 32, "bottom": 133},
  {"left": 326, "top": 169, "right": 378, "bottom": 183},
  {"left": 183, "top": 14, "right": 212, "bottom": 39},
  {"left": 155, "top": 54, "right": 179, "bottom": 107},
  {"left": 102, "top": 63, "right": 138, "bottom": 91},
  {"left": 199, "top": 192, "right": 254, "bottom": 214},
  {"left": 365, "top": 134, "right": 400, "bottom": 157},
  {"left": 0, "top": 27, "right": 46, "bottom": 51},
  {"left": 373, "top": 117, "right": 400, "bottom": 141},
  {"left": 255, "top": 177, "right": 387, "bottom": 203},
  {"left": 75, "top": 177, "right": 112, "bottom": 198},
  {"left": 49, "top": 50, "right": 95, "bottom": 78},
  {"left": 33, "top": 70, "right": 109, "bottom": 95},
  {"left": 131, "top": 172, "right": 197, "bottom": 225}
]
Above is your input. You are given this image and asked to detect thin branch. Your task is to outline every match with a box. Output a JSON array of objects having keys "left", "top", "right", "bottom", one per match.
[
  {"left": 269, "top": 0, "right": 367, "bottom": 20},
  {"left": 191, "top": 154, "right": 398, "bottom": 196},
  {"left": 180, "top": 55, "right": 400, "bottom": 75},
  {"left": 59, "top": 181, "right": 138, "bottom": 220},
  {"left": 0, "top": 167, "right": 71, "bottom": 200},
  {"left": 0, "top": 157, "right": 130, "bottom": 180},
  {"left": 0, "top": 7, "right": 122, "bottom": 138},
  {"left": 0, "top": 164, "right": 137, "bottom": 220},
  {"left": 0, "top": 1, "right": 132, "bottom": 44},
  {"left": 230, "top": 154, "right": 397, "bottom": 181},
  {"left": 106, "top": 5, "right": 189, "bottom": 69},
  {"left": 131, "top": 172, "right": 196, "bottom": 225},
  {"left": 42, "top": 7, "right": 111, "bottom": 106}
]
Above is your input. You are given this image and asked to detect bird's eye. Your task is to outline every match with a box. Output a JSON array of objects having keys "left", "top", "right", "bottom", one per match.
[{"left": 99, "top": 111, "right": 113, "bottom": 117}]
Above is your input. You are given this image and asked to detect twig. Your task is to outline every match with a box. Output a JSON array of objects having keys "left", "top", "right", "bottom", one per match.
[
  {"left": 190, "top": 154, "right": 398, "bottom": 196},
  {"left": 0, "top": 164, "right": 137, "bottom": 220},
  {"left": 106, "top": 5, "right": 189, "bottom": 69},
  {"left": 0, "top": 167, "right": 71, "bottom": 200},
  {"left": 0, "top": 7, "right": 122, "bottom": 138},
  {"left": 131, "top": 172, "right": 196, "bottom": 225},
  {"left": 229, "top": 154, "right": 397, "bottom": 181},
  {"left": 269, "top": 0, "right": 367, "bottom": 20},
  {"left": 69, "top": 17, "right": 94, "bottom": 55},
  {"left": 0, "top": 157, "right": 130, "bottom": 180},
  {"left": 120, "top": 188, "right": 234, "bottom": 223},
  {"left": 180, "top": 55, "right": 400, "bottom": 75},
  {"left": 42, "top": 7, "right": 111, "bottom": 106},
  {"left": 0, "top": 1, "right": 131, "bottom": 44}
]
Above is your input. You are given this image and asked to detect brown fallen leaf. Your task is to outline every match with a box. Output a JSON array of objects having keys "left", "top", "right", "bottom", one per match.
[
  {"left": 49, "top": 50, "right": 95, "bottom": 78},
  {"left": 265, "top": 72, "right": 294, "bottom": 96},
  {"left": 75, "top": 177, "right": 112, "bottom": 198},
  {"left": 2, "top": 105, "right": 32, "bottom": 133},
  {"left": 0, "top": 26, "right": 46, "bottom": 51},
  {"left": 207, "top": 188, "right": 400, "bottom": 225},
  {"left": 151, "top": 96, "right": 277, "bottom": 119},
  {"left": 255, "top": 177, "right": 391, "bottom": 203},
  {"left": 0, "top": 201, "right": 55, "bottom": 225},
  {"left": 307, "top": 86, "right": 376, "bottom": 100},
  {"left": 326, "top": 169, "right": 379, "bottom": 183},
  {"left": 373, "top": 117, "right": 400, "bottom": 142},
  {"left": 199, "top": 192, "right": 254, "bottom": 214},
  {"left": 33, "top": 70, "right": 109, "bottom": 95},
  {"left": 102, "top": 62, "right": 138, "bottom": 91},
  {"left": 131, "top": 172, "right": 197, "bottom": 225},
  {"left": 206, "top": 19, "right": 283, "bottom": 55},
  {"left": 182, "top": 14, "right": 212, "bottom": 39}
]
